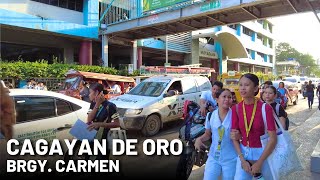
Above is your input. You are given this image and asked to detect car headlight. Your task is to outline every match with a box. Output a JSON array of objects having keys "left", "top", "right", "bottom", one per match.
[{"left": 125, "top": 108, "right": 143, "bottom": 115}]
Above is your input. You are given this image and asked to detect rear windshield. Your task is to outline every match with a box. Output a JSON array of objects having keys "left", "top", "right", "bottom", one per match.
[{"left": 283, "top": 78, "right": 296, "bottom": 83}]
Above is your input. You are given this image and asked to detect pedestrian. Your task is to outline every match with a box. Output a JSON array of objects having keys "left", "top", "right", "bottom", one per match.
[
  {"left": 231, "top": 73, "right": 277, "bottom": 180},
  {"left": 195, "top": 88, "right": 237, "bottom": 180},
  {"left": 200, "top": 81, "right": 223, "bottom": 116},
  {"left": 86, "top": 83, "right": 120, "bottom": 160},
  {"left": 264, "top": 85, "right": 288, "bottom": 130},
  {"left": 277, "top": 82, "right": 292, "bottom": 109},
  {"left": 79, "top": 80, "right": 90, "bottom": 102},
  {"left": 260, "top": 81, "right": 273, "bottom": 102},
  {"left": 0, "top": 80, "right": 16, "bottom": 140},
  {"left": 317, "top": 83, "right": 320, "bottom": 110},
  {"left": 306, "top": 80, "right": 315, "bottom": 109}
]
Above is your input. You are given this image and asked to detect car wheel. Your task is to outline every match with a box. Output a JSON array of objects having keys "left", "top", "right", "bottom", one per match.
[
  {"left": 293, "top": 96, "right": 298, "bottom": 105},
  {"left": 142, "top": 114, "right": 161, "bottom": 137}
]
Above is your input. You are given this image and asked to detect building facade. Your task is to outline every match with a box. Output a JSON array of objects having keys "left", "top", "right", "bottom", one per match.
[{"left": 0, "top": 0, "right": 100, "bottom": 65}]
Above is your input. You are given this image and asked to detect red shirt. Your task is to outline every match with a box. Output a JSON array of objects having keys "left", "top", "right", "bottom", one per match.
[{"left": 232, "top": 100, "right": 276, "bottom": 148}]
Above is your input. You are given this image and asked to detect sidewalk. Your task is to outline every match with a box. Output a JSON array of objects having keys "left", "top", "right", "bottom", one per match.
[{"left": 287, "top": 110, "right": 320, "bottom": 180}]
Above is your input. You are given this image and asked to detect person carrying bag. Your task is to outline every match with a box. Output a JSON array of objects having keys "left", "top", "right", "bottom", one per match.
[{"left": 261, "top": 103, "right": 303, "bottom": 179}]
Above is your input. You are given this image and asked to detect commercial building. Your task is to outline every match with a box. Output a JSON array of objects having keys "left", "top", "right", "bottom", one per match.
[{"left": 0, "top": 0, "right": 100, "bottom": 65}]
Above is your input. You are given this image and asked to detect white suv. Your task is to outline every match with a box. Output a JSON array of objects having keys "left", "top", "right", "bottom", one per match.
[{"left": 110, "top": 75, "right": 212, "bottom": 136}]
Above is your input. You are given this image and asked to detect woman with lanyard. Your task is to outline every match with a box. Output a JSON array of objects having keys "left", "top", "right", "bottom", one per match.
[
  {"left": 195, "top": 88, "right": 237, "bottom": 180},
  {"left": 86, "top": 83, "right": 120, "bottom": 160},
  {"left": 231, "top": 73, "right": 277, "bottom": 180}
]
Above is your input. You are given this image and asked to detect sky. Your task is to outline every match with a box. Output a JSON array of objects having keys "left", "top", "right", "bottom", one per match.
[{"left": 269, "top": 12, "right": 320, "bottom": 61}]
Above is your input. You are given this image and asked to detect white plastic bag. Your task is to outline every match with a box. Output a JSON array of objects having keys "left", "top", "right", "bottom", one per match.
[{"left": 261, "top": 103, "right": 303, "bottom": 180}]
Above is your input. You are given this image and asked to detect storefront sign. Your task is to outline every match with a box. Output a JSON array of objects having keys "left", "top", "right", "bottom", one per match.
[
  {"left": 200, "top": 0, "right": 221, "bottom": 12},
  {"left": 143, "top": 0, "right": 188, "bottom": 12},
  {"left": 140, "top": 66, "right": 214, "bottom": 75},
  {"left": 199, "top": 48, "right": 218, "bottom": 59}
]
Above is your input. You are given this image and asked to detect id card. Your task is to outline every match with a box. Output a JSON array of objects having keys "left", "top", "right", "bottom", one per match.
[{"left": 214, "top": 150, "right": 221, "bottom": 160}]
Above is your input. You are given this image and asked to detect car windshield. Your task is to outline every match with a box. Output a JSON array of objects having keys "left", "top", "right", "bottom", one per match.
[
  {"left": 63, "top": 76, "right": 80, "bottom": 90},
  {"left": 300, "top": 77, "right": 306, "bottom": 81},
  {"left": 224, "top": 79, "right": 239, "bottom": 85},
  {"left": 128, "top": 81, "right": 169, "bottom": 97}
]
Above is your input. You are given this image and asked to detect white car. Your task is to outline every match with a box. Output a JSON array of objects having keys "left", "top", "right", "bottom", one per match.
[
  {"left": 110, "top": 75, "right": 212, "bottom": 136},
  {"left": 9, "top": 89, "right": 90, "bottom": 142}
]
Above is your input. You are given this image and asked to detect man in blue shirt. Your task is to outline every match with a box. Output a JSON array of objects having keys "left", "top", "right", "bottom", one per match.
[{"left": 200, "top": 81, "right": 223, "bottom": 116}]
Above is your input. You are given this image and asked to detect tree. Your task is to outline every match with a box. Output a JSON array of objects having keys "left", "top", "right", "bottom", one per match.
[
  {"left": 276, "top": 42, "right": 300, "bottom": 62},
  {"left": 276, "top": 42, "right": 319, "bottom": 76}
]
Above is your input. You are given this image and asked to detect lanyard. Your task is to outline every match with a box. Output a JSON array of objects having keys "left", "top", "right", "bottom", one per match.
[
  {"left": 217, "top": 127, "right": 225, "bottom": 150},
  {"left": 242, "top": 98, "right": 258, "bottom": 147},
  {"left": 95, "top": 104, "right": 103, "bottom": 120}
]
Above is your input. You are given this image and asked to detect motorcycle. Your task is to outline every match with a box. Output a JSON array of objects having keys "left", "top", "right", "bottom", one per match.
[{"left": 176, "top": 100, "right": 211, "bottom": 179}]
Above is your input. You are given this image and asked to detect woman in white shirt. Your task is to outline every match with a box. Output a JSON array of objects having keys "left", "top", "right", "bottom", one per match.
[{"left": 195, "top": 88, "right": 237, "bottom": 180}]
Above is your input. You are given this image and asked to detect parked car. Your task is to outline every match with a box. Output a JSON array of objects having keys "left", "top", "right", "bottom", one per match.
[
  {"left": 109, "top": 75, "right": 212, "bottom": 136},
  {"left": 9, "top": 89, "right": 90, "bottom": 142},
  {"left": 282, "top": 76, "right": 302, "bottom": 93},
  {"left": 272, "top": 81, "right": 299, "bottom": 107}
]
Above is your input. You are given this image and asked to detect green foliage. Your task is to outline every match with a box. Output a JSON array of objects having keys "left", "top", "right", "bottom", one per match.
[
  {"left": 276, "top": 42, "right": 319, "bottom": 76},
  {"left": 0, "top": 61, "right": 118, "bottom": 79}
]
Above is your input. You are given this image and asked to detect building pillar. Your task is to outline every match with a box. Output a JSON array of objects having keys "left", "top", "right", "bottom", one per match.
[
  {"left": 64, "top": 47, "right": 74, "bottom": 64},
  {"left": 252, "top": 32, "right": 257, "bottom": 42},
  {"left": 215, "top": 42, "right": 223, "bottom": 74},
  {"left": 250, "top": 65, "right": 255, "bottom": 73},
  {"left": 132, "top": 40, "right": 138, "bottom": 70},
  {"left": 79, "top": 40, "right": 92, "bottom": 65},
  {"left": 102, "top": 34, "right": 108, "bottom": 67},
  {"left": 211, "top": 59, "right": 219, "bottom": 82},
  {"left": 236, "top": 24, "right": 242, "bottom": 36},
  {"left": 192, "top": 39, "right": 199, "bottom": 65},
  {"left": 234, "top": 62, "right": 239, "bottom": 71},
  {"left": 137, "top": 47, "right": 142, "bottom": 69}
]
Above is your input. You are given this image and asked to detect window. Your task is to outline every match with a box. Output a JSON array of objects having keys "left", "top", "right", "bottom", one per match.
[
  {"left": 56, "top": 99, "right": 73, "bottom": 116},
  {"left": 71, "top": 103, "right": 82, "bottom": 111},
  {"left": 195, "top": 77, "right": 211, "bottom": 92},
  {"left": 243, "top": 27, "right": 253, "bottom": 36},
  {"left": 14, "top": 96, "right": 56, "bottom": 123},
  {"left": 31, "top": 0, "right": 83, "bottom": 12}
]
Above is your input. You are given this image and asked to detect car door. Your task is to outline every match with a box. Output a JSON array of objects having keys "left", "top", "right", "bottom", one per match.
[
  {"left": 163, "top": 80, "right": 183, "bottom": 121},
  {"left": 12, "top": 96, "right": 77, "bottom": 142},
  {"left": 181, "top": 77, "right": 198, "bottom": 104}
]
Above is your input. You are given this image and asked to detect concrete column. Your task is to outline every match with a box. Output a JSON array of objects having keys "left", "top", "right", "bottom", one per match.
[
  {"left": 191, "top": 39, "right": 199, "bottom": 65},
  {"left": 211, "top": 59, "right": 219, "bottom": 82},
  {"left": 234, "top": 62, "right": 239, "bottom": 71},
  {"left": 215, "top": 42, "right": 223, "bottom": 74},
  {"left": 79, "top": 40, "right": 92, "bottom": 65},
  {"left": 64, "top": 47, "right": 74, "bottom": 64},
  {"left": 236, "top": 24, "right": 242, "bottom": 36},
  {"left": 132, "top": 40, "right": 138, "bottom": 70},
  {"left": 252, "top": 32, "right": 257, "bottom": 42},
  {"left": 250, "top": 65, "right": 255, "bottom": 73},
  {"left": 137, "top": 47, "right": 142, "bottom": 69},
  {"left": 102, "top": 34, "right": 108, "bottom": 67}
]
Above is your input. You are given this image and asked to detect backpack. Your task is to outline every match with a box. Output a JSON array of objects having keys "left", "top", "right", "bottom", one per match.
[{"left": 275, "top": 103, "right": 289, "bottom": 131}]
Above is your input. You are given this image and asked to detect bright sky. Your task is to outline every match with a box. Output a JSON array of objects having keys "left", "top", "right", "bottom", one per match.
[{"left": 269, "top": 12, "right": 320, "bottom": 61}]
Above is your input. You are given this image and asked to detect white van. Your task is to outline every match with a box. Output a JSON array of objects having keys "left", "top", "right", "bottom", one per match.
[{"left": 109, "top": 75, "right": 212, "bottom": 136}]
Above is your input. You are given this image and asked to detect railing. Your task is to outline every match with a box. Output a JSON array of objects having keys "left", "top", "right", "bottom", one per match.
[{"left": 99, "top": 0, "right": 211, "bottom": 26}]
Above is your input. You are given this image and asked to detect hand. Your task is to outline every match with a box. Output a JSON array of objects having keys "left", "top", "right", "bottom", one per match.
[
  {"left": 194, "top": 138, "right": 208, "bottom": 152},
  {"left": 200, "top": 107, "right": 207, "bottom": 117},
  {"left": 241, "top": 160, "right": 252, "bottom": 174},
  {"left": 251, "top": 160, "right": 263, "bottom": 176},
  {"left": 95, "top": 91, "right": 105, "bottom": 105},
  {"left": 230, "top": 129, "right": 242, "bottom": 141},
  {"left": 208, "top": 105, "right": 214, "bottom": 112},
  {"left": 87, "top": 122, "right": 102, "bottom": 131}
]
